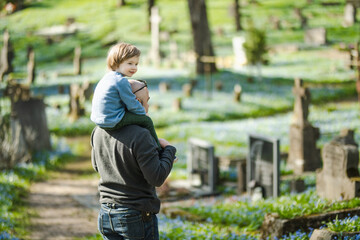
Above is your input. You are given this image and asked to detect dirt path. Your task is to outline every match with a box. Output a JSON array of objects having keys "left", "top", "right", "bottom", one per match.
[{"left": 26, "top": 137, "right": 100, "bottom": 240}]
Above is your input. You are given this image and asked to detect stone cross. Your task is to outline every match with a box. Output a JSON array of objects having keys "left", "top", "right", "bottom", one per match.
[
  {"left": 291, "top": 78, "right": 310, "bottom": 126},
  {"left": 150, "top": 6, "right": 161, "bottom": 66},
  {"left": 316, "top": 129, "right": 360, "bottom": 200},
  {"left": 288, "top": 78, "right": 321, "bottom": 174}
]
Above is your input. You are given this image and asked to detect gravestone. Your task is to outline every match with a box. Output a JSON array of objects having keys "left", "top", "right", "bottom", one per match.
[
  {"left": 169, "top": 41, "right": 178, "bottom": 67},
  {"left": 68, "top": 83, "right": 85, "bottom": 121},
  {"left": 288, "top": 78, "right": 321, "bottom": 175},
  {"left": 73, "top": 45, "right": 82, "bottom": 75},
  {"left": 304, "top": 28, "right": 327, "bottom": 46},
  {"left": 159, "top": 82, "right": 170, "bottom": 93},
  {"left": 187, "top": 138, "right": 219, "bottom": 195},
  {"left": 0, "top": 116, "right": 31, "bottom": 169},
  {"left": 316, "top": 129, "right": 360, "bottom": 200},
  {"left": 149, "top": 6, "right": 161, "bottom": 66},
  {"left": 233, "top": 84, "right": 242, "bottom": 102},
  {"left": 12, "top": 98, "right": 52, "bottom": 151},
  {"left": 269, "top": 15, "right": 281, "bottom": 30},
  {"left": 232, "top": 36, "right": 247, "bottom": 68},
  {"left": 344, "top": 3, "right": 356, "bottom": 26},
  {"left": 182, "top": 83, "right": 193, "bottom": 97},
  {"left": 0, "top": 29, "right": 14, "bottom": 81},
  {"left": 172, "top": 98, "right": 182, "bottom": 111},
  {"left": 27, "top": 46, "right": 36, "bottom": 84},
  {"left": 247, "top": 134, "right": 280, "bottom": 199}
]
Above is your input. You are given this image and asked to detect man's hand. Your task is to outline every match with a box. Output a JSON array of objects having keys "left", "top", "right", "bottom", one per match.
[{"left": 159, "top": 138, "right": 170, "bottom": 148}]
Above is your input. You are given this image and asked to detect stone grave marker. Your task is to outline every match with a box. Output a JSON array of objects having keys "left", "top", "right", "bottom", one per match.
[
  {"left": 288, "top": 78, "right": 321, "bottom": 175},
  {"left": 12, "top": 98, "right": 52, "bottom": 151},
  {"left": 247, "top": 134, "right": 280, "bottom": 199},
  {"left": 344, "top": 3, "right": 357, "bottom": 26},
  {"left": 0, "top": 116, "right": 31, "bottom": 169},
  {"left": 27, "top": 46, "right": 36, "bottom": 84},
  {"left": 233, "top": 84, "right": 242, "bottom": 102},
  {"left": 0, "top": 29, "right": 14, "bottom": 81},
  {"left": 159, "top": 82, "right": 170, "bottom": 93},
  {"left": 73, "top": 45, "right": 82, "bottom": 75},
  {"left": 187, "top": 138, "right": 219, "bottom": 195},
  {"left": 304, "top": 28, "right": 327, "bottom": 46},
  {"left": 182, "top": 83, "right": 193, "bottom": 97},
  {"left": 149, "top": 6, "right": 161, "bottom": 66},
  {"left": 316, "top": 129, "right": 360, "bottom": 201},
  {"left": 68, "top": 83, "right": 85, "bottom": 121},
  {"left": 172, "top": 98, "right": 182, "bottom": 111}
]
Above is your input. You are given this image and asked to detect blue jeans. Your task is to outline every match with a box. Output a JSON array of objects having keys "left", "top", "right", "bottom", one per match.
[{"left": 98, "top": 203, "right": 159, "bottom": 240}]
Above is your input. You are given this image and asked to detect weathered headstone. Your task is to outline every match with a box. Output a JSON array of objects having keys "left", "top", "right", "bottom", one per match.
[
  {"left": 187, "top": 138, "right": 219, "bottom": 195},
  {"left": 288, "top": 78, "right": 321, "bottom": 175},
  {"left": 159, "top": 82, "right": 170, "bottom": 93},
  {"left": 304, "top": 28, "right": 327, "bottom": 46},
  {"left": 344, "top": 3, "right": 357, "bottom": 26},
  {"left": 169, "top": 41, "right": 178, "bottom": 67},
  {"left": 214, "top": 81, "right": 223, "bottom": 91},
  {"left": 27, "top": 46, "right": 36, "bottom": 84},
  {"left": 12, "top": 98, "right": 52, "bottom": 151},
  {"left": 247, "top": 134, "right": 280, "bottom": 199},
  {"left": 316, "top": 129, "right": 360, "bottom": 201},
  {"left": 233, "top": 84, "right": 242, "bottom": 102},
  {"left": 73, "top": 45, "right": 82, "bottom": 75},
  {"left": 182, "top": 83, "right": 193, "bottom": 97},
  {"left": 0, "top": 116, "right": 31, "bottom": 169},
  {"left": 0, "top": 29, "right": 14, "bottom": 81},
  {"left": 172, "top": 98, "right": 182, "bottom": 111},
  {"left": 68, "top": 83, "right": 85, "bottom": 121},
  {"left": 268, "top": 15, "right": 281, "bottom": 30},
  {"left": 149, "top": 6, "right": 161, "bottom": 66}
]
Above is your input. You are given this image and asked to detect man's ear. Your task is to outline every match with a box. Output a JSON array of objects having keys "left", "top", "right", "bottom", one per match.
[{"left": 136, "top": 97, "right": 142, "bottom": 105}]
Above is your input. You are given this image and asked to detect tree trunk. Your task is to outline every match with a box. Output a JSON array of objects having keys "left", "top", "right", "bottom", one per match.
[
  {"left": 147, "top": 0, "right": 155, "bottom": 31},
  {"left": 234, "top": 0, "right": 242, "bottom": 31},
  {"left": 117, "top": 0, "right": 126, "bottom": 7},
  {"left": 187, "top": 0, "right": 217, "bottom": 74}
]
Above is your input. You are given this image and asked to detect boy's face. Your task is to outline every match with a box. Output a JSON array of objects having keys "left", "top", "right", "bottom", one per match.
[{"left": 116, "top": 56, "right": 139, "bottom": 77}]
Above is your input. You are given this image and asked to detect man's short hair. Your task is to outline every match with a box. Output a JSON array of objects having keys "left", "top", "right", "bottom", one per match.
[{"left": 106, "top": 42, "right": 141, "bottom": 71}]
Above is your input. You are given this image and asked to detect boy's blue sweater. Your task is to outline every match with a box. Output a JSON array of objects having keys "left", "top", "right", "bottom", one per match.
[{"left": 91, "top": 71, "right": 146, "bottom": 128}]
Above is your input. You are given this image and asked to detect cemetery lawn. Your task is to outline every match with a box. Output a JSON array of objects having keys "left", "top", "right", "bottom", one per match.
[{"left": 1, "top": 0, "right": 360, "bottom": 239}]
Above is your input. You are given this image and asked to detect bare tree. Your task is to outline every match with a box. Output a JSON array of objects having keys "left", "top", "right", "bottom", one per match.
[
  {"left": 187, "top": 0, "right": 216, "bottom": 74},
  {"left": 148, "top": 0, "right": 155, "bottom": 31},
  {"left": 234, "top": 0, "right": 243, "bottom": 31},
  {"left": 117, "top": 0, "right": 126, "bottom": 7}
]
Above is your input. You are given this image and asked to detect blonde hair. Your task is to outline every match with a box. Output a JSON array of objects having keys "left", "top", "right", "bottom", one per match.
[{"left": 106, "top": 42, "right": 141, "bottom": 71}]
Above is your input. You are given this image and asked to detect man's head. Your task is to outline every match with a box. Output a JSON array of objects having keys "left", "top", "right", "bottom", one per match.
[
  {"left": 129, "top": 79, "right": 149, "bottom": 113},
  {"left": 106, "top": 42, "right": 141, "bottom": 72}
]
